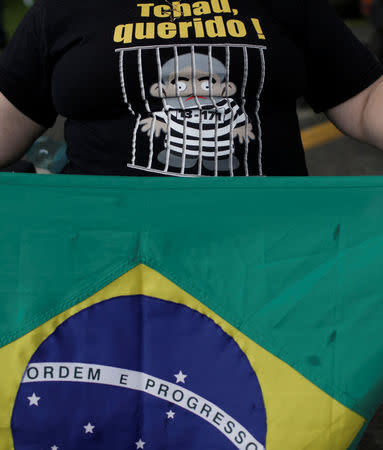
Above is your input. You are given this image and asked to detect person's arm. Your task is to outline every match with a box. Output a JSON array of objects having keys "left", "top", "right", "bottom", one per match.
[
  {"left": 325, "top": 75, "right": 383, "bottom": 149},
  {"left": 0, "top": 1, "right": 57, "bottom": 165},
  {"left": 0, "top": 92, "right": 45, "bottom": 168}
]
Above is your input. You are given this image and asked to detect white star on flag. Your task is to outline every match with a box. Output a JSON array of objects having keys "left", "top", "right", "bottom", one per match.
[
  {"left": 27, "top": 393, "right": 40, "bottom": 406},
  {"left": 174, "top": 370, "right": 187, "bottom": 383},
  {"left": 135, "top": 438, "right": 146, "bottom": 449},
  {"left": 166, "top": 410, "right": 175, "bottom": 419},
  {"left": 51, "top": 446, "right": 59, "bottom": 450},
  {"left": 84, "top": 422, "right": 95, "bottom": 434}
]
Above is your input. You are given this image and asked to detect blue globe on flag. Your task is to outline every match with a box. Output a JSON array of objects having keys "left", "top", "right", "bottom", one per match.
[{"left": 12, "top": 295, "right": 267, "bottom": 449}]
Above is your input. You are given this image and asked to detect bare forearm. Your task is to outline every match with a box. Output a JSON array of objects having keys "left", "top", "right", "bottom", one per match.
[
  {"left": 0, "top": 124, "right": 30, "bottom": 168},
  {"left": 0, "top": 92, "right": 45, "bottom": 168},
  {"left": 326, "top": 75, "right": 383, "bottom": 148},
  {"left": 360, "top": 77, "right": 383, "bottom": 149}
]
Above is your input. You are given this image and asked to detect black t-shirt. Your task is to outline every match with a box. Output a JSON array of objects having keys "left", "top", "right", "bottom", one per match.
[{"left": 0, "top": 0, "right": 382, "bottom": 176}]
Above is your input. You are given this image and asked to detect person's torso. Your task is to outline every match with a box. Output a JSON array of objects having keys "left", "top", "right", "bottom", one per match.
[{"left": 46, "top": 0, "right": 309, "bottom": 176}]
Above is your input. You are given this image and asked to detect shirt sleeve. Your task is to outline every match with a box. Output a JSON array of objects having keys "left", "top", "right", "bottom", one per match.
[
  {"left": 0, "top": 0, "right": 57, "bottom": 128},
  {"left": 301, "top": 0, "right": 383, "bottom": 112}
]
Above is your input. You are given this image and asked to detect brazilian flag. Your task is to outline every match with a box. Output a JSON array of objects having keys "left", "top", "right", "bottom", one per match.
[{"left": 1, "top": 173, "right": 383, "bottom": 450}]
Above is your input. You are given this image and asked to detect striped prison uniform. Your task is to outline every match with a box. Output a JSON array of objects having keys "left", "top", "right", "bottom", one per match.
[{"left": 153, "top": 98, "right": 247, "bottom": 158}]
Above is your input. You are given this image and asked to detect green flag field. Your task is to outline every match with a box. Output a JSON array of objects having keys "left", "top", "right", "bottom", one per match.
[{"left": 0, "top": 173, "right": 383, "bottom": 450}]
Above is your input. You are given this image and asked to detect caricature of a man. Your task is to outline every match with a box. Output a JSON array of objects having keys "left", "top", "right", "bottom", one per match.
[{"left": 140, "top": 52, "right": 255, "bottom": 172}]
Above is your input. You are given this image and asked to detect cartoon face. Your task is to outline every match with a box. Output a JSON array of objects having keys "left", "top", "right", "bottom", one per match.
[
  {"left": 149, "top": 53, "right": 237, "bottom": 107},
  {"left": 150, "top": 67, "right": 237, "bottom": 99}
]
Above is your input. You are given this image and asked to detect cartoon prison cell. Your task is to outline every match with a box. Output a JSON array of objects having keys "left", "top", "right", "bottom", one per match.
[{"left": 139, "top": 52, "right": 255, "bottom": 172}]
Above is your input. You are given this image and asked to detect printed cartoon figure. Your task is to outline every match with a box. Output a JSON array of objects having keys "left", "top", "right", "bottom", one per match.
[{"left": 140, "top": 52, "right": 255, "bottom": 172}]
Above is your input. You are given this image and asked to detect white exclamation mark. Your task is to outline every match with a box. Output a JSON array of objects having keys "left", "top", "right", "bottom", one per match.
[{"left": 251, "top": 18, "right": 265, "bottom": 40}]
